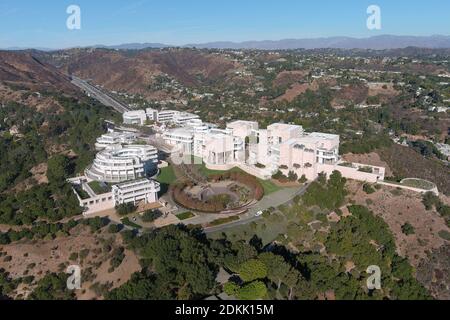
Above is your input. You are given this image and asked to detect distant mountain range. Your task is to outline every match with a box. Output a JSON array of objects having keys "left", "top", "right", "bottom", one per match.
[
  {"left": 4, "top": 35, "right": 450, "bottom": 51},
  {"left": 92, "top": 43, "right": 170, "bottom": 50},
  {"left": 185, "top": 35, "right": 450, "bottom": 50}
]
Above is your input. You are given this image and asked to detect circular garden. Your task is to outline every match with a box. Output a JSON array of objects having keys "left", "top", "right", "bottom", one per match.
[{"left": 171, "top": 171, "right": 264, "bottom": 213}]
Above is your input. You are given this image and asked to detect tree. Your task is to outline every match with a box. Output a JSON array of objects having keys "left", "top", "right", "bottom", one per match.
[
  {"left": 119, "top": 226, "right": 218, "bottom": 299},
  {"left": 223, "top": 282, "right": 239, "bottom": 297},
  {"left": 238, "top": 259, "right": 267, "bottom": 282},
  {"left": 29, "top": 273, "right": 75, "bottom": 300},
  {"left": 116, "top": 203, "right": 137, "bottom": 216},
  {"left": 141, "top": 209, "right": 162, "bottom": 223},
  {"left": 317, "top": 172, "right": 327, "bottom": 185},
  {"left": 47, "top": 155, "right": 70, "bottom": 186},
  {"left": 237, "top": 281, "right": 267, "bottom": 300},
  {"left": 422, "top": 192, "right": 438, "bottom": 211},
  {"left": 224, "top": 241, "right": 257, "bottom": 272},
  {"left": 108, "top": 224, "right": 121, "bottom": 234},
  {"left": 259, "top": 252, "right": 290, "bottom": 290},
  {"left": 283, "top": 268, "right": 301, "bottom": 300}
]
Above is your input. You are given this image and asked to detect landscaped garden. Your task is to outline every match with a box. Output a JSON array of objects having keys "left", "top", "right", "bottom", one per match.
[
  {"left": 194, "top": 161, "right": 281, "bottom": 195},
  {"left": 171, "top": 171, "right": 264, "bottom": 213},
  {"left": 73, "top": 185, "right": 90, "bottom": 200},
  {"left": 176, "top": 211, "right": 195, "bottom": 220},
  {"left": 88, "top": 181, "right": 111, "bottom": 195},
  {"left": 401, "top": 178, "right": 436, "bottom": 191}
]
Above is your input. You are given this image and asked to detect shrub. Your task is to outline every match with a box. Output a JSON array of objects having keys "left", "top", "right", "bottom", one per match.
[
  {"left": 108, "top": 224, "right": 120, "bottom": 234},
  {"left": 141, "top": 210, "right": 163, "bottom": 223},
  {"left": 363, "top": 183, "right": 376, "bottom": 194},
  {"left": 115, "top": 203, "right": 137, "bottom": 216},
  {"left": 438, "top": 230, "right": 450, "bottom": 241},
  {"left": 272, "top": 170, "right": 289, "bottom": 183},
  {"left": 288, "top": 171, "right": 298, "bottom": 182},
  {"left": 401, "top": 223, "right": 415, "bottom": 236},
  {"left": 69, "top": 252, "right": 78, "bottom": 261}
]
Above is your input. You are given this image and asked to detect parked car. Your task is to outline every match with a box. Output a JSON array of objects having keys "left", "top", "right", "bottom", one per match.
[{"left": 255, "top": 210, "right": 263, "bottom": 217}]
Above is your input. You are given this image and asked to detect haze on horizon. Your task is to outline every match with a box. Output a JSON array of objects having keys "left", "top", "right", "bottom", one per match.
[{"left": 1, "top": 0, "right": 450, "bottom": 49}]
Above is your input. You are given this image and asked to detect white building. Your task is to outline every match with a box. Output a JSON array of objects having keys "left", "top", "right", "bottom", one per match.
[
  {"left": 142, "top": 108, "right": 200, "bottom": 124},
  {"left": 68, "top": 176, "right": 161, "bottom": 216},
  {"left": 173, "top": 112, "right": 201, "bottom": 125},
  {"left": 95, "top": 131, "right": 137, "bottom": 150},
  {"left": 163, "top": 119, "right": 385, "bottom": 183},
  {"left": 112, "top": 178, "right": 161, "bottom": 206},
  {"left": 123, "top": 110, "right": 147, "bottom": 126},
  {"left": 85, "top": 144, "right": 158, "bottom": 183}
]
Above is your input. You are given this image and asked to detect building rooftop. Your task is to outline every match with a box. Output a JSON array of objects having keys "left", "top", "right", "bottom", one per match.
[{"left": 267, "top": 123, "right": 303, "bottom": 132}]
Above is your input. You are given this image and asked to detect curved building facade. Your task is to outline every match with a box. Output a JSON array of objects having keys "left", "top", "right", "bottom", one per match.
[
  {"left": 95, "top": 131, "right": 137, "bottom": 150},
  {"left": 85, "top": 145, "right": 158, "bottom": 183}
]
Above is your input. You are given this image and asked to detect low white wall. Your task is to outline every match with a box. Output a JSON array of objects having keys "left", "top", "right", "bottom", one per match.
[
  {"left": 319, "top": 163, "right": 384, "bottom": 183},
  {"left": 80, "top": 192, "right": 115, "bottom": 216},
  {"left": 377, "top": 181, "right": 439, "bottom": 196}
]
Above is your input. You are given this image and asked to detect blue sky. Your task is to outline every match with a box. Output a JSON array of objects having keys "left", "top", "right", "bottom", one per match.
[{"left": 1, "top": 0, "right": 449, "bottom": 48}]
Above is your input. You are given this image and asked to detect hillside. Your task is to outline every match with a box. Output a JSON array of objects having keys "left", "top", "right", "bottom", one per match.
[
  {"left": 0, "top": 51, "right": 79, "bottom": 111},
  {"left": 0, "top": 51, "right": 119, "bottom": 218},
  {"left": 41, "top": 48, "right": 241, "bottom": 99},
  {"left": 0, "top": 51, "right": 77, "bottom": 92}
]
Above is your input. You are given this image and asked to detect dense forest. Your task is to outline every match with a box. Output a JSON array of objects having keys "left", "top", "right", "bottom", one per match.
[{"left": 0, "top": 95, "right": 120, "bottom": 225}]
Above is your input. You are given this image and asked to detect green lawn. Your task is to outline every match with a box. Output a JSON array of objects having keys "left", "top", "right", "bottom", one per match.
[
  {"left": 157, "top": 166, "right": 177, "bottom": 184},
  {"left": 209, "top": 215, "right": 240, "bottom": 226},
  {"left": 88, "top": 181, "right": 111, "bottom": 195},
  {"left": 258, "top": 179, "right": 282, "bottom": 195},
  {"left": 121, "top": 217, "right": 142, "bottom": 230},
  {"left": 176, "top": 211, "right": 196, "bottom": 220}
]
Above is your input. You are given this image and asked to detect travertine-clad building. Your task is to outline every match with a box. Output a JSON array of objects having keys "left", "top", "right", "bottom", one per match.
[
  {"left": 163, "top": 119, "right": 385, "bottom": 183},
  {"left": 123, "top": 110, "right": 147, "bottom": 125},
  {"left": 85, "top": 144, "right": 158, "bottom": 183},
  {"left": 278, "top": 132, "right": 340, "bottom": 181},
  {"left": 68, "top": 176, "right": 161, "bottom": 216},
  {"left": 112, "top": 178, "right": 161, "bottom": 206},
  {"left": 124, "top": 108, "right": 200, "bottom": 125},
  {"left": 95, "top": 131, "right": 137, "bottom": 150}
]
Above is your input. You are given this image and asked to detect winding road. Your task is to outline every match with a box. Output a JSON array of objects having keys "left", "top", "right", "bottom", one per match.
[{"left": 199, "top": 183, "right": 311, "bottom": 234}]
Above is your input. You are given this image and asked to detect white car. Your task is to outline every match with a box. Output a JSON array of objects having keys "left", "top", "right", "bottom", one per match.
[{"left": 255, "top": 210, "right": 264, "bottom": 217}]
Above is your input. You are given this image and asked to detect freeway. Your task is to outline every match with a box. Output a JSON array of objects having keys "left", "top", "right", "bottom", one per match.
[
  {"left": 203, "top": 183, "right": 311, "bottom": 234},
  {"left": 71, "top": 76, "right": 131, "bottom": 113}
]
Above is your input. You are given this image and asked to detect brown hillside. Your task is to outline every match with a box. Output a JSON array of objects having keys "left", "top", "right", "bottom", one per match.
[
  {"left": 377, "top": 144, "right": 450, "bottom": 195},
  {"left": 0, "top": 51, "right": 75, "bottom": 93},
  {"left": 55, "top": 49, "right": 240, "bottom": 96}
]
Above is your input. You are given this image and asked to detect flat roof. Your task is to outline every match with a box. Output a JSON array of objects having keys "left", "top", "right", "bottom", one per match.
[{"left": 267, "top": 123, "right": 303, "bottom": 132}]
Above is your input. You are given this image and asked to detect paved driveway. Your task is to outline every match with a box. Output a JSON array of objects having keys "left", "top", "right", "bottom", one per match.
[{"left": 202, "top": 183, "right": 310, "bottom": 234}]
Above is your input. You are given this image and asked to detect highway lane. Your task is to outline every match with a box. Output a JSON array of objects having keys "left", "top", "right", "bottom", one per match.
[{"left": 71, "top": 76, "right": 130, "bottom": 113}]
